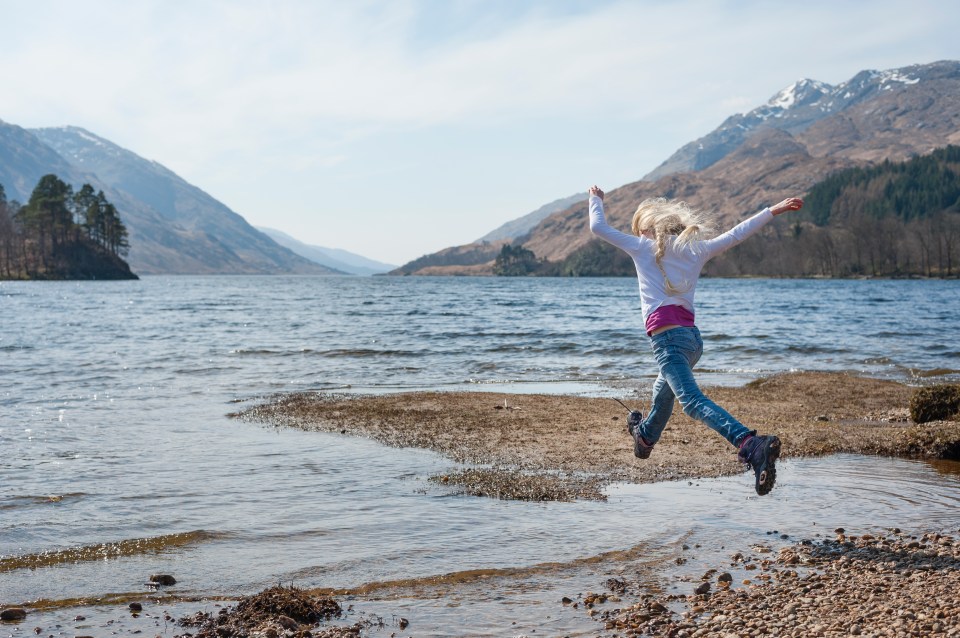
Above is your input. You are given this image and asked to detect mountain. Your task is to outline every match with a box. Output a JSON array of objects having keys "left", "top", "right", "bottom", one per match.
[
  {"left": 256, "top": 227, "right": 396, "bottom": 275},
  {"left": 645, "top": 60, "right": 960, "bottom": 179},
  {"left": 1, "top": 122, "right": 337, "bottom": 275},
  {"left": 477, "top": 192, "right": 586, "bottom": 242},
  {"left": 0, "top": 119, "right": 94, "bottom": 202},
  {"left": 391, "top": 60, "right": 960, "bottom": 275}
]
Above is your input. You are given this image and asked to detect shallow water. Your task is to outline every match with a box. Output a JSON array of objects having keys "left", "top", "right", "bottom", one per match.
[{"left": 2, "top": 276, "right": 959, "bottom": 635}]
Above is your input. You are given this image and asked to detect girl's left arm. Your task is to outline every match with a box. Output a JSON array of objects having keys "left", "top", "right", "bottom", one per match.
[{"left": 700, "top": 197, "right": 803, "bottom": 260}]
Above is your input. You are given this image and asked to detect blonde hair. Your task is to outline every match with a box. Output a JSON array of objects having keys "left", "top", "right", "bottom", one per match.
[{"left": 631, "top": 198, "right": 714, "bottom": 295}]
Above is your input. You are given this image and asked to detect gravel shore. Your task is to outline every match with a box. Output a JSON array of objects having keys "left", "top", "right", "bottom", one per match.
[{"left": 597, "top": 529, "right": 960, "bottom": 637}]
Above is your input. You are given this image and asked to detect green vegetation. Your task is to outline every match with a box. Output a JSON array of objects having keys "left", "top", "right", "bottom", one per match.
[
  {"left": 555, "top": 239, "right": 635, "bottom": 276},
  {"left": 0, "top": 175, "right": 137, "bottom": 280},
  {"left": 802, "top": 145, "right": 960, "bottom": 225},
  {"left": 492, "top": 244, "right": 540, "bottom": 276}
]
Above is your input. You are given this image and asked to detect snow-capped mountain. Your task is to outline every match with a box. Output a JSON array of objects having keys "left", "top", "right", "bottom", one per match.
[{"left": 644, "top": 61, "right": 955, "bottom": 180}]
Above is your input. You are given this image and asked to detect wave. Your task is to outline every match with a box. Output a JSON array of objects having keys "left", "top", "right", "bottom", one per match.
[
  {"left": 0, "top": 530, "right": 227, "bottom": 573},
  {"left": 0, "top": 492, "right": 87, "bottom": 511},
  {"left": 318, "top": 348, "right": 425, "bottom": 358}
]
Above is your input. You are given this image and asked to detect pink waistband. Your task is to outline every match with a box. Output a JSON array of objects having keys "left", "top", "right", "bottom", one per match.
[{"left": 645, "top": 304, "right": 695, "bottom": 335}]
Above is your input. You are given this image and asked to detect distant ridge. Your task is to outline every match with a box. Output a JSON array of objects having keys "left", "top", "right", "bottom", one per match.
[
  {"left": 257, "top": 227, "right": 396, "bottom": 275},
  {"left": 477, "top": 192, "right": 586, "bottom": 242}
]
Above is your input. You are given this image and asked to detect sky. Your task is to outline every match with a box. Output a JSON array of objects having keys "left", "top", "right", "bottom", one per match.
[{"left": 1, "top": 1, "right": 958, "bottom": 266}]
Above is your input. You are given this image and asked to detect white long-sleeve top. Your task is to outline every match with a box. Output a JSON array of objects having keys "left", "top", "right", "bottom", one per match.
[{"left": 588, "top": 195, "right": 774, "bottom": 325}]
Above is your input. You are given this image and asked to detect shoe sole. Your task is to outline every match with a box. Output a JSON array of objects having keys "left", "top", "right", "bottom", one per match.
[
  {"left": 633, "top": 435, "right": 653, "bottom": 459},
  {"left": 754, "top": 436, "right": 781, "bottom": 496}
]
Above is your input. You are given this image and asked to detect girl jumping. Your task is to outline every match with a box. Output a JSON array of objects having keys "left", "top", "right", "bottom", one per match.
[{"left": 587, "top": 186, "right": 803, "bottom": 495}]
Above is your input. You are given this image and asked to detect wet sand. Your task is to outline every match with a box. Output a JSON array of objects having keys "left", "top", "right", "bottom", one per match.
[{"left": 235, "top": 372, "right": 960, "bottom": 499}]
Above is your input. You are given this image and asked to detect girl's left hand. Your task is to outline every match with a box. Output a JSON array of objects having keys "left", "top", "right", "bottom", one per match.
[
  {"left": 771, "top": 197, "right": 803, "bottom": 215},
  {"left": 589, "top": 185, "right": 604, "bottom": 200}
]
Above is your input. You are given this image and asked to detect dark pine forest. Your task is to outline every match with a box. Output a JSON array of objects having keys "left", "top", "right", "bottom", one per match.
[{"left": 0, "top": 175, "right": 136, "bottom": 280}]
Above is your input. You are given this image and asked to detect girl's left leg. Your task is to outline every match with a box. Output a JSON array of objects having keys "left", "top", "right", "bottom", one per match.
[{"left": 638, "top": 372, "right": 675, "bottom": 444}]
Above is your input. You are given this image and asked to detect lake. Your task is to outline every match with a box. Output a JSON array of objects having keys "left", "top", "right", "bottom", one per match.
[{"left": 2, "top": 276, "right": 959, "bottom": 636}]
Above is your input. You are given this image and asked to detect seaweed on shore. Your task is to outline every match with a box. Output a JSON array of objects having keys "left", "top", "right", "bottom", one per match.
[
  {"left": 430, "top": 467, "right": 607, "bottom": 502},
  {"left": 176, "top": 585, "right": 355, "bottom": 638}
]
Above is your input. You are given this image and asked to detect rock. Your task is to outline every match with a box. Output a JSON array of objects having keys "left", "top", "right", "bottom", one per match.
[
  {"left": 149, "top": 574, "right": 177, "bottom": 586},
  {"left": 909, "top": 384, "right": 960, "bottom": 423},
  {"left": 398, "top": 618, "right": 409, "bottom": 629},
  {"left": 0, "top": 608, "right": 27, "bottom": 621},
  {"left": 717, "top": 573, "right": 733, "bottom": 583},
  {"left": 561, "top": 597, "right": 573, "bottom": 605},
  {"left": 128, "top": 603, "right": 143, "bottom": 612},
  {"left": 694, "top": 582, "right": 711, "bottom": 595},
  {"left": 277, "top": 615, "right": 298, "bottom": 630}
]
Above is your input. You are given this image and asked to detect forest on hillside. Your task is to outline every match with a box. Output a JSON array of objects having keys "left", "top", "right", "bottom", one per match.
[
  {"left": 0, "top": 175, "right": 137, "bottom": 280},
  {"left": 496, "top": 146, "right": 960, "bottom": 278}
]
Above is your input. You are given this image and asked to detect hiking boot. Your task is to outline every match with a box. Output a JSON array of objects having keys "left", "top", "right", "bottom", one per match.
[
  {"left": 627, "top": 411, "right": 654, "bottom": 459},
  {"left": 738, "top": 434, "right": 781, "bottom": 496}
]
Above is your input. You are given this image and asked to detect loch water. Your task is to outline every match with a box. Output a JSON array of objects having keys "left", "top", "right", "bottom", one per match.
[{"left": 2, "top": 276, "right": 959, "bottom": 636}]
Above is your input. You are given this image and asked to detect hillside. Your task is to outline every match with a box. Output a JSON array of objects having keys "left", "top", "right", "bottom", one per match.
[
  {"left": 391, "top": 60, "right": 960, "bottom": 276},
  {"left": 477, "top": 192, "right": 585, "bottom": 242},
  {"left": 0, "top": 121, "right": 338, "bottom": 275}
]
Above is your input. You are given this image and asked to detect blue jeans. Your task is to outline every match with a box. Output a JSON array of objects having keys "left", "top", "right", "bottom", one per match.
[{"left": 638, "top": 326, "right": 753, "bottom": 448}]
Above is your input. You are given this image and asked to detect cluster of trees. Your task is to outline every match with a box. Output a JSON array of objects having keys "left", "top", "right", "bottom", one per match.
[
  {"left": 0, "top": 175, "right": 135, "bottom": 280},
  {"left": 497, "top": 146, "right": 960, "bottom": 279},
  {"left": 492, "top": 244, "right": 541, "bottom": 275}
]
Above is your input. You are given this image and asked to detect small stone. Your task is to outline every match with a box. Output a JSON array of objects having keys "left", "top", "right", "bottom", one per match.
[
  {"left": 149, "top": 574, "right": 176, "bottom": 586},
  {"left": 74, "top": 615, "right": 86, "bottom": 621},
  {"left": 717, "top": 572, "right": 733, "bottom": 583},
  {"left": 398, "top": 618, "right": 409, "bottom": 630},
  {"left": 561, "top": 597, "right": 573, "bottom": 605},
  {"left": 694, "top": 582, "right": 710, "bottom": 595},
  {"left": 277, "top": 615, "right": 298, "bottom": 630},
  {"left": 1, "top": 609, "right": 27, "bottom": 621},
  {"left": 128, "top": 603, "right": 142, "bottom": 612}
]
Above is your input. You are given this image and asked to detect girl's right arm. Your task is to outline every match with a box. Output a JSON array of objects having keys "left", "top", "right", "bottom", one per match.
[{"left": 587, "top": 186, "right": 640, "bottom": 253}]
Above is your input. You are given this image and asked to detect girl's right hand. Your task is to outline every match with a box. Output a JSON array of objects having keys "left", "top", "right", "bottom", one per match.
[
  {"left": 770, "top": 197, "right": 803, "bottom": 216},
  {"left": 589, "top": 185, "right": 604, "bottom": 200}
]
